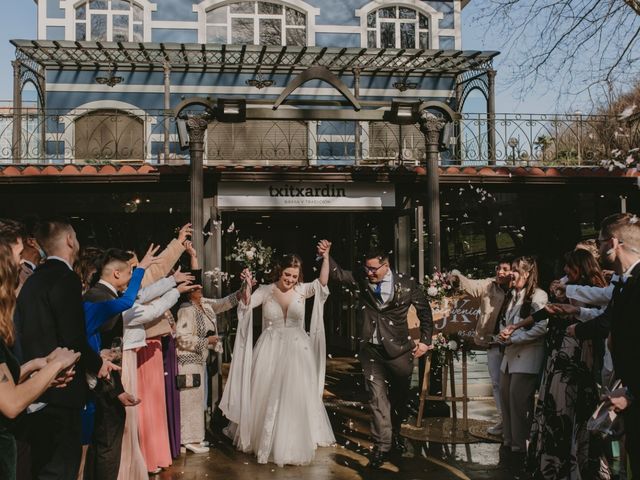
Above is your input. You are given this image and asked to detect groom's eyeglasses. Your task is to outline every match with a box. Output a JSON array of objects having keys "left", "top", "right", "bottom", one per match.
[{"left": 363, "top": 263, "right": 387, "bottom": 273}]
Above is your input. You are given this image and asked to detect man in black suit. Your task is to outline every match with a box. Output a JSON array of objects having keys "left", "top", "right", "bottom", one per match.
[
  {"left": 318, "top": 241, "right": 433, "bottom": 468},
  {"left": 568, "top": 213, "right": 640, "bottom": 476},
  {"left": 14, "top": 219, "right": 114, "bottom": 479}
]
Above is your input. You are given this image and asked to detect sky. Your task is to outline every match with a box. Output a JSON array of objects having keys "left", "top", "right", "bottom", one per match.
[{"left": 0, "top": 1, "right": 587, "bottom": 113}]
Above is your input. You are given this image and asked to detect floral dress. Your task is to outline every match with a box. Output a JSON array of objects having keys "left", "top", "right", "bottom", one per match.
[{"left": 527, "top": 306, "right": 610, "bottom": 479}]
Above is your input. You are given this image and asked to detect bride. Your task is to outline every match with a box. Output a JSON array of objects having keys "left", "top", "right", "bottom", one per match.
[{"left": 220, "top": 245, "right": 335, "bottom": 466}]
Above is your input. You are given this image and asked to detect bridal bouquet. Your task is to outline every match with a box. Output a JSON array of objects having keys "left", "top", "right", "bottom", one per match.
[
  {"left": 226, "top": 238, "right": 275, "bottom": 279},
  {"left": 203, "top": 267, "right": 229, "bottom": 288}
]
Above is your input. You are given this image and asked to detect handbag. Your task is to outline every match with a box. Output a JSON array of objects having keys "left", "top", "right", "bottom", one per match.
[
  {"left": 587, "top": 380, "right": 624, "bottom": 439},
  {"left": 144, "top": 311, "right": 173, "bottom": 339},
  {"left": 176, "top": 373, "right": 201, "bottom": 390}
]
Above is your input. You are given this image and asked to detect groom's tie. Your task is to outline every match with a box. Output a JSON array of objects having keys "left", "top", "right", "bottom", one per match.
[{"left": 373, "top": 281, "right": 383, "bottom": 304}]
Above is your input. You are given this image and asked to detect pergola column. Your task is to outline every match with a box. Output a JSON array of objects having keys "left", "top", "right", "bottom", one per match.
[
  {"left": 419, "top": 110, "right": 447, "bottom": 273},
  {"left": 353, "top": 67, "right": 361, "bottom": 164},
  {"left": 12, "top": 59, "right": 22, "bottom": 163},
  {"left": 163, "top": 62, "right": 171, "bottom": 163},
  {"left": 186, "top": 115, "right": 209, "bottom": 264},
  {"left": 487, "top": 69, "right": 496, "bottom": 165}
]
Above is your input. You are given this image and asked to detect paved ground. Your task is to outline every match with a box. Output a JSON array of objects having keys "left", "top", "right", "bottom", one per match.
[{"left": 159, "top": 358, "right": 511, "bottom": 480}]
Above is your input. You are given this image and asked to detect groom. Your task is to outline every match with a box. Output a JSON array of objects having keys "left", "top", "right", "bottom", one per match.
[{"left": 317, "top": 241, "right": 433, "bottom": 468}]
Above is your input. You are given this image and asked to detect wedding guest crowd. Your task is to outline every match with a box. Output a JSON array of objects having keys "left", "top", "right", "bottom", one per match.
[
  {"left": 0, "top": 217, "right": 217, "bottom": 480},
  {"left": 451, "top": 213, "right": 639, "bottom": 479},
  {"left": 0, "top": 210, "right": 638, "bottom": 480}
]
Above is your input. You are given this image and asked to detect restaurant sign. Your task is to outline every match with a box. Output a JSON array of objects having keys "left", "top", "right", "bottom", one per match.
[{"left": 218, "top": 182, "right": 395, "bottom": 210}]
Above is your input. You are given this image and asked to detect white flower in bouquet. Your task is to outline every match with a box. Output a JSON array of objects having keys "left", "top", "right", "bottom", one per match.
[
  {"left": 427, "top": 286, "right": 439, "bottom": 297},
  {"left": 447, "top": 340, "right": 458, "bottom": 351},
  {"left": 245, "top": 250, "right": 255, "bottom": 261}
]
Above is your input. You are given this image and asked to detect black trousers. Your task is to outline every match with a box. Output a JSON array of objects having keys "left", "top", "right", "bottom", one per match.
[
  {"left": 360, "top": 343, "right": 412, "bottom": 452},
  {"left": 26, "top": 405, "right": 82, "bottom": 480},
  {"left": 84, "top": 391, "right": 125, "bottom": 480}
]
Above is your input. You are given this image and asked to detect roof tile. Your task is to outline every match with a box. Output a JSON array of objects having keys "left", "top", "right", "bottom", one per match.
[
  {"left": 41, "top": 166, "right": 60, "bottom": 175},
  {"left": 80, "top": 165, "right": 98, "bottom": 175},
  {"left": 98, "top": 165, "right": 117, "bottom": 174},
  {"left": 22, "top": 166, "right": 41, "bottom": 176},
  {"left": 61, "top": 165, "right": 80, "bottom": 175}
]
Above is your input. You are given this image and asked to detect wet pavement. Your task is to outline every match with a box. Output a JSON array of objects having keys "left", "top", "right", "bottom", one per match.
[{"left": 159, "top": 358, "right": 511, "bottom": 480}]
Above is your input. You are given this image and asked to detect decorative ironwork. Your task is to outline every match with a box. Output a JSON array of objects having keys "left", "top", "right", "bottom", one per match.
[
  {"left": 95, "top": 64, "right": 124, "bottom": 87},
  {"left": 185, "top": 116, "right": 210, "bottom": 145},
  {"left": 14, "top": 50, "right": 45, "bottom": 108},
  {"left": 393, "top": 80, "right": 418, "bottom": 92},
  {"left": 0, "top": 109, "right": 638, "bottom": 167},
  {"left": 245, "top": 72, "right": 275, "bottom": 89},
  {"left": 456, "top": 69, "right": 490, "bottom": 111},
  {"left": 419, "top": 110, "right": 446, "bottom": 145}
]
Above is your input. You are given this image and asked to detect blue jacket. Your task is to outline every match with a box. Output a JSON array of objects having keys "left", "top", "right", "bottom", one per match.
[{"left": 83, "top": 267, "right": 145, "bottom": 353}]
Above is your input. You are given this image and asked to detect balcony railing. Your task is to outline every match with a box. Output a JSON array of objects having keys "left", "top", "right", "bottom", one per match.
[{"left": 1, "top": 109, "right": 638, "bottom": 167}]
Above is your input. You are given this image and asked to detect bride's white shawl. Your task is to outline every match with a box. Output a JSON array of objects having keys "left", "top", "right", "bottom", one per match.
[{"left": 219, "top": 278, "right": 330, "bottom": 452}]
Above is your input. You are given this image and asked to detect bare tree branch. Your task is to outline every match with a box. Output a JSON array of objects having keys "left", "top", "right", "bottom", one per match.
[
  {"left": 624, "top": 0, "right": 640, "bottom": 16},
  {"left": 470, "top": 0, "right": 640, "bottom": 106}
]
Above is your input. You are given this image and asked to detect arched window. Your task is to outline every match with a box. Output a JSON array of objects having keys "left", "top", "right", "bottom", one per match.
[
  {"left": 75, "top": 109, "right": 144, "bottom": 161},
  {"left": 366, "top": 6, "right": 429, "bottom": 49},
  {"left": 205, "top": 1, "right": 306, "bottom": 46},
  {"left": 75, "top": 0, "right": 144, "bottom": 42}
]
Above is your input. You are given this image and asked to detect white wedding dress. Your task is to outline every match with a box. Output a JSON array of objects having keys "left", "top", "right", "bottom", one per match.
[{"left": 220, "top": 279, "right": 335, "bottom": 466}]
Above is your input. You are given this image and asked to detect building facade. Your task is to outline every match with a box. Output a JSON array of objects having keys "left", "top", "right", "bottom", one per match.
[{"left": 4, "top": 0, "right": 639, "bottom": 351}]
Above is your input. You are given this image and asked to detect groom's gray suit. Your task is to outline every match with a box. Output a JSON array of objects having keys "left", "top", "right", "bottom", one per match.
[{"left": 329, "top": 257, "right": 433, "bottom": 452}]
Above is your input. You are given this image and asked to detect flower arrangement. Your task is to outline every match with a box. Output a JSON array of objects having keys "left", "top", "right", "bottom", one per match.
[
  {"left": 430, "top": 332, "right": 474, "bottom": 361},
  {"left": 225, "top": 238, "right": 275, "bottom": 279},
  {"left": 432, "top": 333, "right": 460, "bottom": 353},
  {"left": 422, "top": 270, "right": 454, "bottom": 312}
]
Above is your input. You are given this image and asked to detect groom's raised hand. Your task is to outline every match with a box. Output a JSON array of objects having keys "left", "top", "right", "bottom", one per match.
[{"left": 317, "top": 239, "right": 331, "bottom": 258}]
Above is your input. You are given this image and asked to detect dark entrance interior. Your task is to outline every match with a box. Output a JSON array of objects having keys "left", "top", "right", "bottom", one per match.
[{"left": 220, "top": 210, "right": 396, "bottom": 353}]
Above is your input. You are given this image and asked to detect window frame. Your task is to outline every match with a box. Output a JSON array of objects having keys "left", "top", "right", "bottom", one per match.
[
  {"left": 356, "top": 1, "right": 443, "bottom": 50},
  {"left": 196, "top": 0, "right": 318, "bottom": 46},
  {"left": 73, "top": 0, "right": 145, "bottom": 42},
  {"left": 205, "top": 1, "right": 307, "bottom": 46},
  {"left": 366, "top": 6, "right": 430, "bottom": 50}
]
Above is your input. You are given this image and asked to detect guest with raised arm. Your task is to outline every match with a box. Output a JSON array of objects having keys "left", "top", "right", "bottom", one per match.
[
  {"left": 176, "top": 242, "right": 246, "bottom": 454},
  {"left": 449, "top": 258, "right": 512, "bottom": 436},
  {"left": 81, "top": 244, "right": 160, "bottom": 480},
  {"left": 566, "top": 213, "right": 640, "bottom": 476}
]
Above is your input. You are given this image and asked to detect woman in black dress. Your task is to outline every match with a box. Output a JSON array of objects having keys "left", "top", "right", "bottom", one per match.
[{"left": 0, "top": 242, "right": 80, "bottom": 479}]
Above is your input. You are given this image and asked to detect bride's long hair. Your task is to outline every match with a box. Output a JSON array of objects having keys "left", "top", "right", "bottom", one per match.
[
  {"left": 270, "top": 254, "right": 304, "bottom": 283},
  {"left": 0, "top": 243, "right": 19, "bottom": 347}
]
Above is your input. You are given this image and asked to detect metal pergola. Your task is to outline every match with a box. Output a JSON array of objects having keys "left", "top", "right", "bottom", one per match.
[
  {"left": 12, "top": 40, "right": 498, "bottom": 76},
  {"left": 10, "top": 39, "right": 500, "bottom": 275}
]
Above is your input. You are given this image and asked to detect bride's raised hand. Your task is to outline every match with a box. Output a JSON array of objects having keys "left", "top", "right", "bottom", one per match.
[
  {"left": 238, "top": 268, "right": 254, "bottom": 305},
  {"left": 240, "top": 268, "right": 256, "bottom": 287}
]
